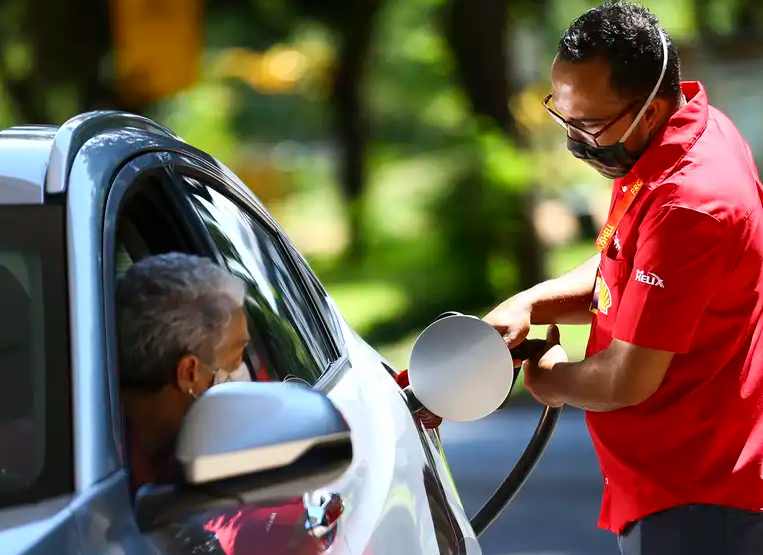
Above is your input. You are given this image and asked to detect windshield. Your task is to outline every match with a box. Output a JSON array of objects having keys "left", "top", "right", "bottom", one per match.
[{"left": 0, "top": 204, "right": 72, "bottom": 509}]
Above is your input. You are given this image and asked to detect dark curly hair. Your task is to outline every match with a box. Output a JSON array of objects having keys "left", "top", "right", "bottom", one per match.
[{"left": 557, "top": 1, "right": 682, "bottom": 104}]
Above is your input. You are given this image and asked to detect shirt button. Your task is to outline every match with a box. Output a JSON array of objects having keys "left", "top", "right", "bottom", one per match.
[
  {"left": 621, "top": 186, "right": 627, "bottom": 192},
  {"left": 605, "top": 478, "right": 609, "bottom": 485}
]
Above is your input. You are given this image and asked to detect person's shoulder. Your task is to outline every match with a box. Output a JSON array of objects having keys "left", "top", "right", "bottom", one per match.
[
  {"left": 706, "top": 104, "right": 747, "bottom": 139},
  {"left": 642, "top": 178, "right": 744, "bottom": 237},
  {"left": 680, "top": 104, "right": 758, "bottom": 187},
  {"left": 656, "top": 111, "right": 759, "bottom": 228}
]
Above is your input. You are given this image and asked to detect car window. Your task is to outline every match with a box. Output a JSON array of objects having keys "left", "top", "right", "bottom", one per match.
[
  {"left": 184, "top": 178, "right": 335, "bottom": 384},
  {"left": 0, "top": 205, "right": 72, "bottom": 509}
]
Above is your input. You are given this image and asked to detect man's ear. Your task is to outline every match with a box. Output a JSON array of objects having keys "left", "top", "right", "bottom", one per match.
[
  {"left": 176, "top": 354, "right": 202, "bottom": 395},
  {"left": 645, "top": 97, "right": 670, "bottom": 133}
]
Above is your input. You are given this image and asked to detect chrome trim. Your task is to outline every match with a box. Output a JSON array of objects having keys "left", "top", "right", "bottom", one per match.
[
  {"left": 0, "top": 132, "right": 54, "bottom": 205},
  {"left": 47, "top": 111, "right": 179, "bottom": 195},
  {"left": 313, "top": 355, "right": 351, "bottom": 392},
  {"left": 304, "top": 491, "right": 343, "bottom": 545},
  {"left": 185, "top": 432, "right": 351, "bottom": 484}
]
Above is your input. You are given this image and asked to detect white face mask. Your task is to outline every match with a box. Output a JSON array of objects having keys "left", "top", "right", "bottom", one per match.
[{"left": 213, "top": 362, "right": 251, "bottom": 386}]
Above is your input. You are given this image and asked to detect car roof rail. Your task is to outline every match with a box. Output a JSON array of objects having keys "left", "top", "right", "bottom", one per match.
[{"left": 46, "top": 110, "right": 181, "bottom": 195}]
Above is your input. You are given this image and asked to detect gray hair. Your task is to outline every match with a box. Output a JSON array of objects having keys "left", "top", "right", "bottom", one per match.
[{"left": 116, "top": 252, "right": 246, "bottom": 389}]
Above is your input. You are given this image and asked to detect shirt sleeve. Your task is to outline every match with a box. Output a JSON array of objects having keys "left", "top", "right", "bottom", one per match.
[{"left": 613, "top": 204, "right": 735, "bottom": 353}]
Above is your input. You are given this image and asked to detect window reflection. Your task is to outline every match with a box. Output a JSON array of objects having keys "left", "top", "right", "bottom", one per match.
[{"left": 186, "top": 178, "right": 330, "bottom": 384}]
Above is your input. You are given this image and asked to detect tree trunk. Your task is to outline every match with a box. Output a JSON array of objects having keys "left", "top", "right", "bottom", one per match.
[
  {"left": 442, "top": 0, "right": 545, "bottom": 294},
  {"left": 330, "top": 1, "right": 382, "bottom": 261},
  {"left": 0, "top": 0, "right": 142, "bottom": 125},
  {"left": 444, "top": 0, "right": 518, "bottom": 139}
]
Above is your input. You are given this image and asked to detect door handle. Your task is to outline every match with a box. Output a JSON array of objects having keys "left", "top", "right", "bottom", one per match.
[{"left": 304, "top": 492, "right": 344, "bottom": 543}]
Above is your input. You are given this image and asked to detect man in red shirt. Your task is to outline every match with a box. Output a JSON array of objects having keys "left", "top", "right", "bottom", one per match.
[{"left": 486, "top": 2, "right": 763, "bottom": 553}]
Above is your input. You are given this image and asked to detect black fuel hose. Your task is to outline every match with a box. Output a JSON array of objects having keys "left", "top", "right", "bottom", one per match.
[
  {"left": 469, "top": 402, "right": 562, "bottom": 537},
  {"left": 432, "top": 312, "right": 563, "bottom": 537}
]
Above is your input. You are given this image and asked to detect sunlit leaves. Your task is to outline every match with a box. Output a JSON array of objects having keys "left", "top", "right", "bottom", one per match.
[
  {"left": 479, "top": 129, "right": 533, "bottom": 191},
  {"left": 160, "top": 81, "right": 237, "bottom": 164},
  {"left": 3, "top": 42, "right": 32, "bottom": 81}
]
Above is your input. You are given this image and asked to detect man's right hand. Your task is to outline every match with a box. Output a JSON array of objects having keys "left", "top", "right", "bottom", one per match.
[
  {"left": 483, "top": 296, "right": 533, "bottom": 351},
  {"left": 485, "top": 254, "right": 600, "bottom": 344}
]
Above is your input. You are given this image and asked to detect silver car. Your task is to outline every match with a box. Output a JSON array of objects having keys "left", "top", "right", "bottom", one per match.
[{"left": 0, "top": 112, "right": 559, "bottom": 555}]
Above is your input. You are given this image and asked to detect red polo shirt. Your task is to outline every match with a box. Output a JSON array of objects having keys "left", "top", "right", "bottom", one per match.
[{"left": 585, "top": 81, "right": 763, "bottom": 534}]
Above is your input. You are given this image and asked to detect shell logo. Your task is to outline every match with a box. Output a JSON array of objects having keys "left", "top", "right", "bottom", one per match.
[{"left": 598, "top": 274, "right": 612, "bottom": 315}]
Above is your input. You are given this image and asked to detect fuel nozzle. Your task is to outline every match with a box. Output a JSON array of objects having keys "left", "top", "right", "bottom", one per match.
[{"left": 395, "top": 369, "right": 443, "bottom": 429}]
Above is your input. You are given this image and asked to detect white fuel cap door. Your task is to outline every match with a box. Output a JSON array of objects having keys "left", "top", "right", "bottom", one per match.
[{"left": 407, "top": 313, "right": 515, "bottom": 422}]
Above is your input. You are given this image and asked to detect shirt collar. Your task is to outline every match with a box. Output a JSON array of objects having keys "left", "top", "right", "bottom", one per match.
[{"left": 621, "top": 81, "right": 709, "bottom": 188}]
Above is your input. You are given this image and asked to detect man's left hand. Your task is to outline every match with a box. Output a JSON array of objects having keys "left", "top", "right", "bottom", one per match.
[{"left": 522, "top": 324, "right": 568, "bottom": 407}]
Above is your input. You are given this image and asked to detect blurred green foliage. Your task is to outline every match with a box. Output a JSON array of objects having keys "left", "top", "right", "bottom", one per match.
[{"left": 0, "top": 0, "right": 760, "bottom": 388}]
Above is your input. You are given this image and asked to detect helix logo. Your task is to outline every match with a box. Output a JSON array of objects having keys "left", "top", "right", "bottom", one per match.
[{"left": 635, "top": 269, "right": 664, "bottom": 288}]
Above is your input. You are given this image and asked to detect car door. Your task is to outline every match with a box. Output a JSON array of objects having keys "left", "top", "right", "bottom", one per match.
[
  {"left": 102, "top": 152, "right": 330, "bottom": 555},
  {"left": 158, "top": 156, "right": 479, "bottom": 555}
]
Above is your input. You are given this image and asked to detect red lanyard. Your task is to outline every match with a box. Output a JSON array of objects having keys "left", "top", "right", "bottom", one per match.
[{"left": 594, "top": 179, "right": 645, "bottom": 252}]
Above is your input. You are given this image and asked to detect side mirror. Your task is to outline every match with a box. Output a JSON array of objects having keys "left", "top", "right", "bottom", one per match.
[{"left": 135, "top": 382, "right": 352, "bottom": 533}]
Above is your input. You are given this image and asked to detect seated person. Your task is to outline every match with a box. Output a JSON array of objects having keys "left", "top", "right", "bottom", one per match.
[
  {"left": 118, "top": 252, "right": 321, "bottom": 554},
  {"left": 116, "top": 252, "right": 251, "bottom": 494}
]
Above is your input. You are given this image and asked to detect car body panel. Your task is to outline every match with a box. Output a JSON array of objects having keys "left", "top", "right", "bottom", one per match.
[
  {"left": 0, "top": 497, "right": 81, "bottom": 555},
  {"left": 67, "top": 129, "right": 192, "bottom": 491},
  {"left": 324, "top": 353, "right": 448, "bottom": 554},
  {"left": 69, "top": 472, "right": 156, "bottom": 555},
  {"left": 0, "top": 111, "right": 481, "bottom": 555},
  {"left": 46, "top": 111, "right": 180, "bottom": 195},
  {"left": 172, "top": 145, "right": 481, "bottom": 553},
  {"left": 150, "top": 147, "right": 479, "bottom": 555},
  {"left": 321, "top": 313, "right": 481, "bottom": 555}
]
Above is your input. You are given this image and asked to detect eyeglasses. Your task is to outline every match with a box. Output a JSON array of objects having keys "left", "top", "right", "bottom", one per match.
[{"left": 542, "top": 93, "right": 642, "bottom": 146}]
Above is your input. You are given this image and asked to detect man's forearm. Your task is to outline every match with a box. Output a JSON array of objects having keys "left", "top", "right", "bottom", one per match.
[
  {"left": 516, "top": 254, "right": 599, "bottom": 325},
  {"left": 530, "top": 338, "right": 674, "bottom": 412},
  {"left": 538, "top": 356, "right": 624, "bottom": 412}
]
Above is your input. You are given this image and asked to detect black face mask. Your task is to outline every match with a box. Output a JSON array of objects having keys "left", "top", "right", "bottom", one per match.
[
  {"left": 566, "top": 136, "right": 644, "bottom": 179},
  {"left": 561, "top": 29, "right": 669, "bottom": 179}
]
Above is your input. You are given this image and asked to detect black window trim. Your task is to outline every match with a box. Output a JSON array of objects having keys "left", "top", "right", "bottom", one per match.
[
  {"left": 290, "top": 244, "right": 346, "bottom": 348},
  {"left": 102, "top": 153, "right": 222, "bottom": 464}
]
